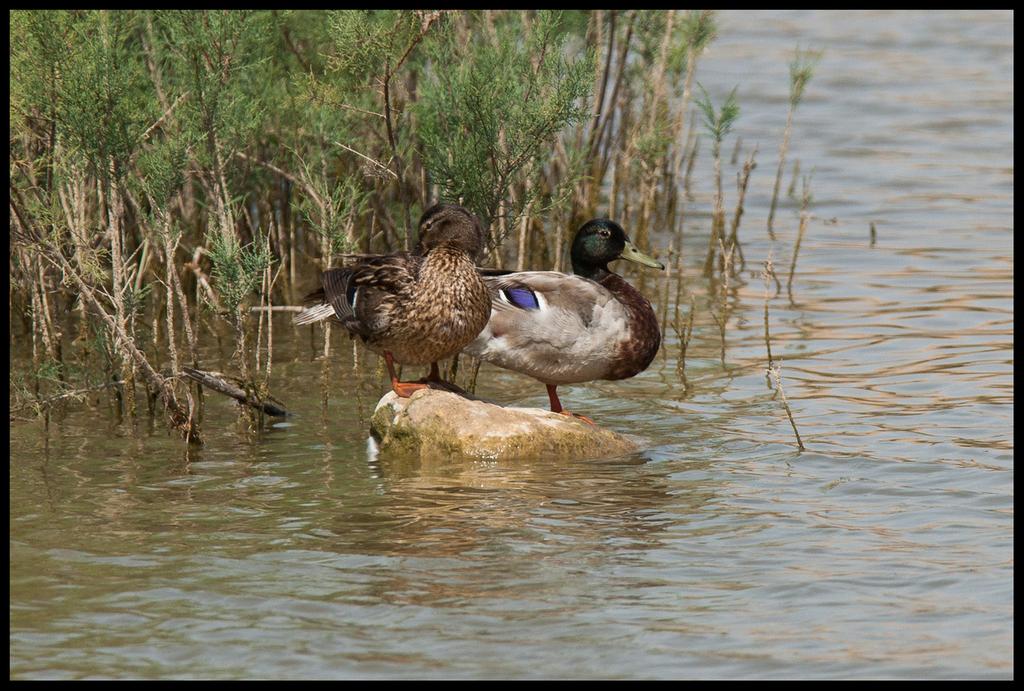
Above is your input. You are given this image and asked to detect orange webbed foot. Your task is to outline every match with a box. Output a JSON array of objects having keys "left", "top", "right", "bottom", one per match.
[
  {"left": 558, "top": 410, "right": 596, "bottom": 426},
  {"left": 392, "top": 381, "right": 430, "bottom": 398}
]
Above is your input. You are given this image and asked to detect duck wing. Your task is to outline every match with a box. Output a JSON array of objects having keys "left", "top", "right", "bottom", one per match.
[
  {"left": 294, "top": 253, "right": 421, "bottom": 337},
  {"left": 465, "top": 271, "right": 630, "bottom": 383},
  {"left": 486, "top": 271, "right": 621, "bottom": 325}
]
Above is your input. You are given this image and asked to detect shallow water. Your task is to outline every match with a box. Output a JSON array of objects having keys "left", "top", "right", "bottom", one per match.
[{"left": 9, "top": 10, "right": 1013, "bottom": 679}]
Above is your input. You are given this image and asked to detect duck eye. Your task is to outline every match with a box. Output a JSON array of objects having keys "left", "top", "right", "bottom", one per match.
[{"left": 599, "top": 229, "right": 610, "bottom": 238}]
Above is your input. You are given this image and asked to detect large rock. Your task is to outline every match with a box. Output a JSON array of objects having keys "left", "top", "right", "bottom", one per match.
[{"left": 369, "top": 389, "right": 639, "bottom": 460}]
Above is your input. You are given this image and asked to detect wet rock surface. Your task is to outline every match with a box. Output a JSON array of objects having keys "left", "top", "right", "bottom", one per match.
[{"left": 370, "top": 389, "right": 639, "bottom": 460}]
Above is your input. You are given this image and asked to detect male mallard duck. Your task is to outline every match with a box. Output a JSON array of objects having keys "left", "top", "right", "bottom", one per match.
[
  {"left": 463, "top": 218, "right": 664, "bottom": 421},
  {"left": 294, "top": 203, "right": 492, "bottom": 397}
]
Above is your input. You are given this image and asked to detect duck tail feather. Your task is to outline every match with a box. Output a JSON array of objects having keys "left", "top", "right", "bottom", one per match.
[{"left": 293, "top": 303, "right": 336, "bottom": 326}]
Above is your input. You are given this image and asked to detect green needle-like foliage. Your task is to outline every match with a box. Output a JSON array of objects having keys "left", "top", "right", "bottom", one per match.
[
  {"left": 766, "top": 46, "right": 821, "bottom": 236},
  {"left": 10, "top": 9, "right": 790, "bottom": 439},
  {"left": 696, "top": 83, "right": 740, "bottom": 151},
  {"left": 669, "top": 10, "right": 717, "bottom": 79},
  {"left": 696, "top": 83, "right": 740, "bottom": 276},
  {"left": 417, "top": 10, "right": 593, "bottom": 249},
  {"left": 789, "top": 47, "right": 822, "bottom": 108},
  {"left": 207, "top": 232, "right": 273, "bottom": 315}
]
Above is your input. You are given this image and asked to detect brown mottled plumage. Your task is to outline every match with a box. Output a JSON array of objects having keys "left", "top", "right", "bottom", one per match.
[{"left": 295, "top": 204, "right": 491, "bottom": 396}]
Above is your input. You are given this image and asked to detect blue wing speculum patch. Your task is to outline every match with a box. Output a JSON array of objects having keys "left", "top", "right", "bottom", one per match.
[{"left": 504, "top": 287, "right": 540, "bottom": 310}]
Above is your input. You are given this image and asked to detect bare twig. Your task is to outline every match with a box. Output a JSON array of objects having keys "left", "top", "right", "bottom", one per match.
[
  {"left": 11, "top": 380, "right": 126, "bottom": 414},
  {"left": 762, "top": 255, "right": 776, "bottom": 370},
  {"left": 786, "top": 176, "right": 813, "bottom": 301},
  {"left": 181, "top": 367, "right": 289, "bottom": 417},
  {"left": 672, "top": 294, "right": 697, "bottom": 386},
  {"left": 35, "top": 243, "right": 200, "bottom": 442},
  {"left": 249, "top": 305, "right": 306, "bottom": 313},
  {"left": 333, "top": 141, "right": 399, "bottom": 180},
  {"left": 729, "top": 145, "right": 758, "bottom": 267},
  {"left": 769, "top": 361, "right": 805, "bottom": 451},
  {"left": 137, "top": 91, "right": 190, "bottom": 149}
]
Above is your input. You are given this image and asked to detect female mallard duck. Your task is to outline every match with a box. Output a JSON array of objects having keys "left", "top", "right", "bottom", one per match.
[
  {"left": 294, "top": 203, "right": 492, "bottom": 397},
  {"left": 463, "top": 218, "right": 664, "bottom": 421}
]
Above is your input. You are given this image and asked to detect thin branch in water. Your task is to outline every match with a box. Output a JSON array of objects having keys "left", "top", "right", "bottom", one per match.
[
  {"left": 786, "top": 158, "right": 801, "bottom": 199},
  {"left": 762, "top": 255, "right": 776, "bottom": 372},
  {"left": 672, "top": 294, "right": 696, "bottom": 389},
  {"left": 265, "top": 258, "right": 284, "bottom": 382},
  {"left": 181, "top": 367, "right": 289, "bottom": 417},
  {"left": 769, "top": 361, "right": 805, "bottom": 451},
  {"left": 729, "top": 145, "right": 758, "bottom": 268},
  {"left": 767, "top": 47, "right": 821, "bottom": 239},
  {"left": 659, "top": 242, "right": 676, "bottom": 351},
  {"left": 695, "top": 83, "right": 739, "bottom": 278},
  {"left": 730, "top": 136, "right": 742, "bottom": 166},
  {"left": 709, "top": 237, "right": 736, "bottom": 367},
  {"left": 786, "top": 174, "right": 813, "bottom": 302},
  {"left": 11, "top": 380, "right": 126, "bottom": 415},
  {"left": 683, "top": 123, "right": 699, "bottom": 199}
]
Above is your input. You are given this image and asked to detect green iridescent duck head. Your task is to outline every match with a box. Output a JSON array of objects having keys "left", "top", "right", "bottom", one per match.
[{"left": 570, "top": 219, "right": 665, "bottom": 279}]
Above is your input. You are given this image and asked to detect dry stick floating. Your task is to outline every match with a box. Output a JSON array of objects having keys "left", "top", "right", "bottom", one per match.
[
  {"left": 180, "top": 367, "right": 290, "bottom": 418},
  {"left": 870, "top": 222, "right": 877, "bottom": 248}
]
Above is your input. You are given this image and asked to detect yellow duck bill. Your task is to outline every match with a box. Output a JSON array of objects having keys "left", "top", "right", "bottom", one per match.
[{"left": 619, "top": 240, "right": 665, "bottom": 270}]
